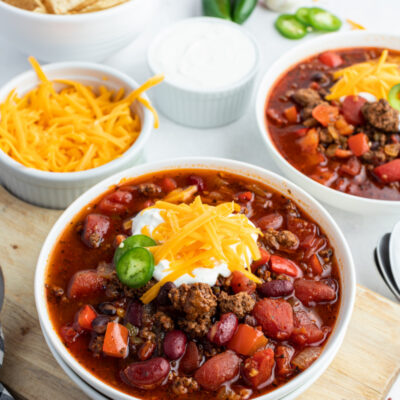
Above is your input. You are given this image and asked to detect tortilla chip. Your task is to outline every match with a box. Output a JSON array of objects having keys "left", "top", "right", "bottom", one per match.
[
  {"left": 3, "top": 0, "right": 42, "bottom": 11},
  {"left": 78, "top": 0, "right": 126, "bottom": 12},
  {"left": 42, "top": 0, "right": 89, "bottom": 14}
]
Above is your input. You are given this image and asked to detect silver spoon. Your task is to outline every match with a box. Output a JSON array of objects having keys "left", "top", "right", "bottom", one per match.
[
  {"left": 389, "top": 220, "right": 400, "bottom": 290},
  {"left": 375, "top": 233, "right": 400, "bottom": 301}
]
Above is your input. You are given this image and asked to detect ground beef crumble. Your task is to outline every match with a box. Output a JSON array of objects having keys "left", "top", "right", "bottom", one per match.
[{"left": 218, "top": 291, "right": 255, "bottom": 319}]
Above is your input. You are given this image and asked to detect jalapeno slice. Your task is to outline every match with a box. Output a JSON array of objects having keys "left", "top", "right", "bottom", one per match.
[
  {"left": 114, "top": 234, "right": 156, "bottom": 265},
  {"left": 202, "top": 0, "right": 231, "bottom": 20},
  {"left": 308, "top": 8, "right": 342, "bottom": 32},
  {"left": 295, "top": 7, "right": 312, "bottom": 26},
  {"left": 389, "top": 83, "right": 400, "bottom": 111},
  {"left": 116, "top": 247, "right": 154, "bottom": 288},
  {"left": 275, "top": 14, "right": 307, "bottom": 40}
]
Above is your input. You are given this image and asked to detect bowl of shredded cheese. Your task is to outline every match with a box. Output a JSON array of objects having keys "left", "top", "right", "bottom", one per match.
[{"left": 0, "top": 58, "right": 163, "bottom": 209}]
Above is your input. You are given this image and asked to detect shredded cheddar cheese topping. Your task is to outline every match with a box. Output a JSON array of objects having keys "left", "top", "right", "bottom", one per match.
[
  {"left": 0, "top": 57, "right": 163, "bottom": 172},
  {"left": 140, "top": 196, "right": 262, "bottom": 304},
  {"left": 327, "top": 50, "right": 400, "bottom": 101}
]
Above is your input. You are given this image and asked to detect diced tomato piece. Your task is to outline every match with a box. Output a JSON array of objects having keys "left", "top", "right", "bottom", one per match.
[
  {"left": 348, "top": 133, "right": 370, "bottom": 156},
  {"left": 294, "top": 279, "right": 336, "bottom": 306},
  {"left": 287, "top": 217, "right": 317, "bottom": 249},
  {"left": 334, "top": 148, "right": 353, "bottom": 158},
  {"left": 237, "top": 191, "right": 254, "bottom": 203},
  {"left": 252, "top": 298, "right": 294, "bottom": 340},
  {"left": 342, "top": 95, "right": 367, "bottom": 126},
  {"left": 227, "top": 324, "right": 268, "bottom": 356},
  {"left": 251, "top": 248, "right": 271, "bottom": 272},
  {"left": 310, "top": 81, "right": 320, "bottom": 90},
  {"left": 243, "top": 348, "right": 274, "bottom": 389},
  {"left": 160, "top": 177, "right": 177, "bottom": 193},
  {"left": 231, "top": 271, "right": 256, "bottom": 294},
  {"left": 290, "top": 310, "right": 325, "bottom": 346},
  {"left": 270, "top": 255, "right": 300, "bottom": 277},
  {"left": 76, "top": 305, "right": 97, "bottom": 331},
  {"left": 339, "top": 156, "right": 361, "bottom": 176},
  {"left": 195, "top": 351, "right": 240, "bottom": 391},
  {"left": 275, "top": 345, "right": 293, "bottom": 377},
  {"left": 318, "top": 51, "right": 343, "bottom": 68},
  {"left": 60, "top": 324, "right": 79, "bottom": 344},
  {"left": 374, "top": 159, "right": 400, "bottom": 183},
  {"left": 297, "top": 128, "right": 319, "bottom": 152},
  {"left": 312, "top": 104, "right": 339, "bottom": 127},
  {"left": 335, "top": 116, "right": 354, "bottom": 135},
  {"left": 98, "top": 190, "right": 133, "bottom": 213},
  {"left": 256, "top": 213, "right": 283, "bottom": 230},
  {"left": 81, "top": 214, "right": 110, "bottom": 248},
  {"left": 283, "top": 106, "right": 299, "bottom": 124},
  {"left": 103, "top": 322, "right": 129, "bottom": 358},
  {"left": 67, "top": 270, "right": 106, "bottom": 299},
  {"left": 309, "top": 254, "right": 323, "bottom": 275}
]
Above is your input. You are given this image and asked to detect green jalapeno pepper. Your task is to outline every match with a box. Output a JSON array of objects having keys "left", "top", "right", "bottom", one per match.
[
  {"left": 308, "top": 7, "right": 342, "bottom": 32},
  {"left": 275, "top": 14, "right": 307, "bottom": 40},
  {"left": 389, "top": 83, "right": 400, "bottom": 111},
  {"left": 295, "top": 7, "right": 312, "bottom": 26},
  {"left": 114, "top": 234, "right": 156, "bottom": 265},
  {"left": 116, "top": 247, "right": 155, "bottom": 288},
  {"left": 202, "top": 0, "right": 231, "bottom": 20},
  {"left": 232, "top": 0, "right": 257, "bottom": 24}
]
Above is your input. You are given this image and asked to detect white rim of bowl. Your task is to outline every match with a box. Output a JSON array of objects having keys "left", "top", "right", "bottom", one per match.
[
  {"left": 0, "top": 61, "right": 154, "bottom": 182},
  {"left": 0, "top": 0, "right": 140, "bottom": 20},
  {"left": 35, "top": 156, "right": 356, "bottom": 400},
  {"left": 256, "top": 30, "right": 400, "bottom": 207},
  {"left": 147, "top": 16, "right": 260, "bottom": 94}
]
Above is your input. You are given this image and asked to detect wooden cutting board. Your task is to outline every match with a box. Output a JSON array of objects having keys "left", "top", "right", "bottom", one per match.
[{"left": 0, "top": 185, "right": 399, "bottom": 400}]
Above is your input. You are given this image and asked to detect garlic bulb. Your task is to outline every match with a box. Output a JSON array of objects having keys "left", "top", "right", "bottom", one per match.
[{"left": 262, "top": 0, "right": 301, "bottom": 12}]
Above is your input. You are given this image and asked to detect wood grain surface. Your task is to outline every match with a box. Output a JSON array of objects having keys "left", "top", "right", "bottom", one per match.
[{"left": 0, "top": 185, "right": 398, "bottom": 400}]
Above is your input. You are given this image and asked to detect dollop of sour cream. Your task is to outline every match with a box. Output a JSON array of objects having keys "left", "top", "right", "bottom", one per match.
[
  {"left": 130, "top": 208, "right": 258, "bottom": 287},
  {"left": 150, "top": 20, "right": 257, "bottom": 90}
]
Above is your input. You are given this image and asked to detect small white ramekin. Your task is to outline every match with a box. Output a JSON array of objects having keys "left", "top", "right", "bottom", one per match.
[
  {"left": 147, "top": 17, "right": 260, "bottom": 129},
  {"left": 35, "top": 157, "right": 355, "bottom": 400},
  {"left": 0, "top": 62, "right": 154, "bottom": 209},
  {"left": 0, "top": 0, "right": 156, "bottom": 62}
]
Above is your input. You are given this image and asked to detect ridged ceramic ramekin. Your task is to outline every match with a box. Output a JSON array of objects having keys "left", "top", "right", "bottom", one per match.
[
  {"left": 0, "top": 62, "right": 153, "bottom": 209},
  {"left": 147, "top": 17, "right": 260, "bottom": 128}
]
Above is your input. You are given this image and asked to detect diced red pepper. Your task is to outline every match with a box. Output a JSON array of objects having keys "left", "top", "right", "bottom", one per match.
[
  {"left": 270, "top": 255, "right": 299, "bottom": 277},
  {"left": 283, "top": 106, "right": 299, "bottom": 124},
  {"left": 335, "top": 116, "right": 354, "bottom": 135},
  {"left": 76, "top": 305, "right": 97, "bottom": 331},
  {"left": 318, "top": 51, "right": 343, "bottom": 68},
  {"left": 312, "top": 104, "right": 339, "bottom": 127},
  {"left": 231, "top": 271, "right": 256, "bottom": 294},
  {"left": 374, "top": 159, "right": 400, "bottom": 183},
  {"left": 227, "top": 324, "right": 268, "bottom": 356},
  {"left": 293, "top": 128, "right": 309, "bottom": 137},
  {"left": 160, "top": 177, "right": 177, "bottom": 193},
  {"left": 348, "top": 133, "right": 370, "bottom": 156},
  {"left": 309, "top": 254, "right": 323, "bottom": 275},
  {"left": 103, "top": 322, "right": 129, "bottom": 358},
  {"left": 237, "top": 191, "right": 254, "bottom": 203}
]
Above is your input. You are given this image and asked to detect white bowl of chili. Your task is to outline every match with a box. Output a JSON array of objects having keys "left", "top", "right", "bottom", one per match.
[
  {"left": 35, "top": 157, "right": 356, "bottom": 400},
  {"left": 0, "top": 61, "right": 157, "bottom": 209},
  {"left": 256, "top": 31, "right": 400, "bottom": 213}
]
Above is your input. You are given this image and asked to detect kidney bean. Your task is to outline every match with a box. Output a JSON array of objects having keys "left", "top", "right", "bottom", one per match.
[
  {"left": 91, "top": 315, "right": 113, "bottom": 334},
  {"left": 98, "top": 302, "right": 117, "bottom": 315},
  {"left": 207, "top": 313, "right": 238, "bottom": 346},
  {"left": 188, "top": 175, "right": 205, "bottom": 192},
  {"left": 156, "top": 282, "right": 176, "bottom": 306},
  {"left": 121, "top": 357, "right": 170, "bottom": 390},
  {"left": 257, "top": 213, "right": 283, "bottom": 230},
  {"left": 81, "top": 214, "right": 110, "bottom": 248},
  {"left": 195, "top": 351, "right": 240, "bottom": 391},
  {"left": 258, "top": 280, "right": 294, "bottom": 298},
  {"left": 163, "top": 330, "right": 187, "bottom": 360},
  {"left": 138, "top": 341, "right": 156, "bottom": 361},
  {"left": 294, "top": 279, "right": 336, "bottom": 306},
  {"left": 180, "top": 341, "right": 201, "bottom": 374},
  {"left": 125, "top": 301, "right": 142, "bottom": 327}
]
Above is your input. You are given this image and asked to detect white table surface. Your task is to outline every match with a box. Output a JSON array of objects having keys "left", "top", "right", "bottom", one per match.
[{"left": 0, "top": 0, "right": 399, "bottom": 397}]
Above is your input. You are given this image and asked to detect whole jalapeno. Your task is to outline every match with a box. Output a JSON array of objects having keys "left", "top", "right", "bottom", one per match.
[
  {"left": 202, "top": 0, "right": 231, "bottom": 20},
  {"left": 232, "top": 0, "right": 257, "bottom": 24}
]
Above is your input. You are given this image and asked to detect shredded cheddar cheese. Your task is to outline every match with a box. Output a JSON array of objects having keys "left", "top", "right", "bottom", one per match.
[
  {"left": 346, "top": 19, "right": 366, "bottom": 30},
  {"left": 0, "top": 57, "right": 163, "bottom": 172},
  {"left": 140, "top": 196, "right": 262, "bottom": 304},
  {"left": 327, "top": 50, "right": 400, "bottom": 101}
]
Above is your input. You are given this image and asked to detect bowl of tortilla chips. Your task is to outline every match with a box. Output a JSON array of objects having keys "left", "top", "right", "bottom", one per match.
[{"left": 0, "top": 0, "right": 155, "bottom": 62}]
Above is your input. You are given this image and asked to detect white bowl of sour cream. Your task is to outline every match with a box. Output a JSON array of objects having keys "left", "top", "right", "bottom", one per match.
[{"left": 147, "top": 17, "right": 260, "bottom": 128}]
